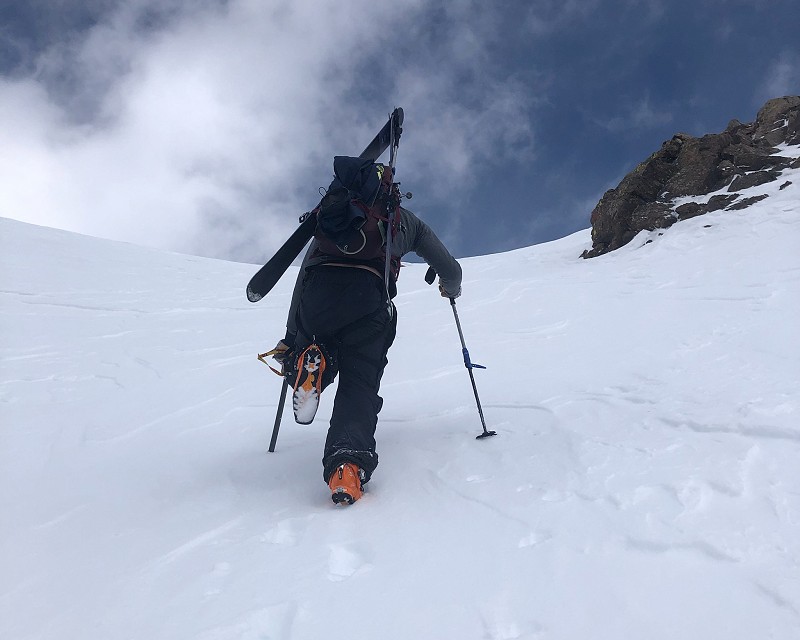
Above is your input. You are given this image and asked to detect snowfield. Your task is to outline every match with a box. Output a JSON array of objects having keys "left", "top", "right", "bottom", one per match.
[{"left": 1, "top": 165, "right": 799, "bottom": 639}]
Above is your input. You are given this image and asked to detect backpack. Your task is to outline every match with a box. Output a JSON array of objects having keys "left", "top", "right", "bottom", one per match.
[{"left": 313, "top": 156, "right": 401, "bottom": 282}]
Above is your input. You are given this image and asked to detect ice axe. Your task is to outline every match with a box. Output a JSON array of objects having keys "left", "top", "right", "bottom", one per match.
[
  {"left": 425, "top": 266, "right": 496, "bottom": 440},
  {"left": 257, "top": 349, "right": 289, "bottom": 452}
]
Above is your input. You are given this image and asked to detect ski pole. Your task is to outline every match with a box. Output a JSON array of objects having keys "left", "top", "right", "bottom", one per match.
[
  {"left": 425, "top": 267, "right": 497, "bottom": 440},
  {"left": 449, "top": 298, "right": 496, "bottom": 439},
  {"left": 268, "top": 379, "right": 289, "bottom": 452}
]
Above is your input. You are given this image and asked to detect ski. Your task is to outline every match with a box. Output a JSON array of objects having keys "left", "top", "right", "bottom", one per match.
[
  {"left": 246, "top": 108, "right": 404, "bottom": 303},
  {"left": 360, "top": 107, "right": 404, "bottom": 165}
]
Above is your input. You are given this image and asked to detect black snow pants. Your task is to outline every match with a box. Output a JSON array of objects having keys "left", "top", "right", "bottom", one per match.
[{"left": 294, "top": 265, "right": 397, "bottom": 484}]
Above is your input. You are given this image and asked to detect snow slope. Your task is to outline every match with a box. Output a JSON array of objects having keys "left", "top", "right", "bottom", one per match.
[{"left": 2, "top": 164, "right": 799, "bottom": 639}]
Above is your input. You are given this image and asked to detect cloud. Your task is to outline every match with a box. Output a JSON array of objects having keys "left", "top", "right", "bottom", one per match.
[
  {"left": 0, "top": 0, "right": 539, "bottom": 263},
  {"left": 523, "top": 0, "right": 603, "bottom": 35},
  {"left": 588, "top": 95, "right": 674, "bottom": 133},
  {"left": 2, "top": 0, "right": 405, "bottom": 262},
  {"left": 759, "top": 50, "right": 800, "bottom": 103},
  {"left": 523, "top": 0, "right": 669, "bottom": 37}
]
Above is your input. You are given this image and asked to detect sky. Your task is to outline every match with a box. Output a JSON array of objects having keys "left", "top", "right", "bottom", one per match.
[{"left": 1, "top": 0, "right": 798, "bottom": 264}]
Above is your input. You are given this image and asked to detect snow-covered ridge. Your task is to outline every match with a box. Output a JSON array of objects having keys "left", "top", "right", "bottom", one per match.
[
  {"left": 670, "top": 142, "right": 800, "bottom": 210},
  {"left": 584, "top": 97, "right": 799, "bottom": 259},
  {"left": 1, "top": 185, "right": 799, "bottom": 638}
]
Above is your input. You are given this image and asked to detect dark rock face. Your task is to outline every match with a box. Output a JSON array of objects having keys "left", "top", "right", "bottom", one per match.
[
  {"left": 582, "top": 96, "right": 800, "bottom": 258},
  {"left": 675, "top": 194, "right": 739, "bottom": 220},
  {"left": 727, "top": 194, "right": 770, "bottom": 211},
  {"left": 728, "top": 170, "right": 778, "bottom": 192},
  {"left": 754, "top": 96, "right": 800, "bottom": 145}
]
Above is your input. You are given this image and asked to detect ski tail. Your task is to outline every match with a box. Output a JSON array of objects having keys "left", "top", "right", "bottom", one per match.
[{"left": 359, "top": 108, "right": 403, "bottom": 162}]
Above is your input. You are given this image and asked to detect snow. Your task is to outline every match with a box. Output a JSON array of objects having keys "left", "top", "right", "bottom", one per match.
[{"left": 1, "top": 166, "right": 799, "bottom": 639}]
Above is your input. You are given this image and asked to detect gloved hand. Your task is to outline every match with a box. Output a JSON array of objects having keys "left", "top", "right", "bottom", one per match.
[
  {"left": 439, "top": 280, "right": 461, "bottom": 299},
  {"left": 257, "top": 340, "right": 294, "bottom": 377},
  {"left": 271, "top": 340, "right": 292, "bottom": 364}
]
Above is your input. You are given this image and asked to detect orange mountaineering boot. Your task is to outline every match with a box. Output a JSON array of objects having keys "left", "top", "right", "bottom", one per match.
[
  {"left": 328, "top": 463, "right": 364, "bottom": 505},
  {"left": 291, "top": 343, "right": 326, "bottom": 425}
]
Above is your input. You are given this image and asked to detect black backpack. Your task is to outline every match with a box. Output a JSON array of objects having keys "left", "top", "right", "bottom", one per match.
[{"left": 313, "top": 156, "right": 401, "bottom": 280}]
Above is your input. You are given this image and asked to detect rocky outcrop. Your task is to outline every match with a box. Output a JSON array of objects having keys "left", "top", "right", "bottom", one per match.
[{"left": 582, "top": 96, "right": 800, "bottom": 258}]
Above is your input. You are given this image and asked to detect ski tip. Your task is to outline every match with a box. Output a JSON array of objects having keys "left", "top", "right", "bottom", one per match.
[{"left": 246, "top": 286, "right": 262, "bottom": 303}]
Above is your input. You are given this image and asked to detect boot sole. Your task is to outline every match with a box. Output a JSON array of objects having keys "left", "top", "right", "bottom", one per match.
[
  {"left": 292, "top": 346, "right": 325, "bottom": 424},
  {"left": 331, "top": 490, "right": 359, "bottom": 505}
]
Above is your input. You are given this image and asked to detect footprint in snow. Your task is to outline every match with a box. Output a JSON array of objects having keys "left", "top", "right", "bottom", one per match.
[
  {"left": 196, "top": 601, "right": 298, "bottom": 640},
  {"left": 518, "top": 530, "right": 553, "bottom": 548},
  {"left": 203, "top": 562, "right": 232, "bottom": 598},
  {"left": 260, "top": 516, "right": 312, "bottom": 546},
  {"left": 327, "top": 543, "right": 372, "bottom": 582},
  {"left": 480, "top": 598, "right": 545, "bottom": 640}
]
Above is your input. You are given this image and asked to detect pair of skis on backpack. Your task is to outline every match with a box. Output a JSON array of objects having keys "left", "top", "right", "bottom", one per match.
[{"left": 245, "top": 108, "right": 404, "bottom": 303}]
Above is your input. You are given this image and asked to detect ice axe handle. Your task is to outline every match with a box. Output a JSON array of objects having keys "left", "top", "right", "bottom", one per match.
[{"left": 268, "top": 379, "right": 289, "bottom": 452}]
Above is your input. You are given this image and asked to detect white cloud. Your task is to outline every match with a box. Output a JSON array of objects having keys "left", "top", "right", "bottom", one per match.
[
  {"left": 759, "top": 50, "right": 800, "bottom": 103},
  {"left": 0, "top": 0, "right": 539, "bottom": 263}
]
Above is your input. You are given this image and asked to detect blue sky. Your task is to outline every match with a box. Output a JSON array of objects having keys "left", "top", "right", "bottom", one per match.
[{"left": 1, "top": 0, "right": 798, "bottom": 263}]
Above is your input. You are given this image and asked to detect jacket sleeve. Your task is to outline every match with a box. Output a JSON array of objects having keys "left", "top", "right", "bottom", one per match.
[{"left": 398, "top": 207, "right": 462, "bottom": 296}]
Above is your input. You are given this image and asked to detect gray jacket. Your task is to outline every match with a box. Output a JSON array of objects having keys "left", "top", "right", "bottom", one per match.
[{"left": 285, "top": 206, "right": 461, "bottom": 337}]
